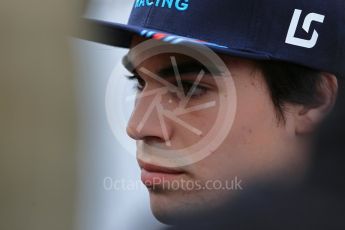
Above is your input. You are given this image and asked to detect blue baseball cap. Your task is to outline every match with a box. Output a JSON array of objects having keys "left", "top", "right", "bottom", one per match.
[{"left": 84, "top": 0, "right": 345, "bottom": 77}]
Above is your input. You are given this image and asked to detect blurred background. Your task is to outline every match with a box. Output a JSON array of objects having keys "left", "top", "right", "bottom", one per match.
[
  {"left": 0, "top": 0, "right": 164, "bottom": 229},
  {"left": 74, "top": 0, "right": 164, "bottom": 230}
]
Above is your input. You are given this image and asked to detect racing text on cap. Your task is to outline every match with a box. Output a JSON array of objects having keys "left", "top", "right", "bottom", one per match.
[{"left": 134, "top": 0, "right": 189, "bottom": 11}]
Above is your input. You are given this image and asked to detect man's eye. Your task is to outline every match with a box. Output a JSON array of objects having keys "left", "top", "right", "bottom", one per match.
[
  {"left": 126, "top": 75, "right": 208, "bottom": 98},
  {"left": 181, "top": 81, "right": 208, "bottom": 98},
  {"left": 127, "top": 75, "right": 145, "bottom": 91}
]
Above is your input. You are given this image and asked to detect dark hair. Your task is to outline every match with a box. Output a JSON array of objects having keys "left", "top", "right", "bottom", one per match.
[{"left": 258, "top": 61, "right": 325, "bottom": 123}]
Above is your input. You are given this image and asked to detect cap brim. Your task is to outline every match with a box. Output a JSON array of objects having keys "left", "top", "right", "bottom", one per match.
[{"left": 79, "top": 18, "right": 271, "bottom": 60}]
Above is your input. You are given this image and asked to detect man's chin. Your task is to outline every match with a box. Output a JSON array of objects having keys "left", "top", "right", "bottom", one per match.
[
  {"left": 150, "top": 203, "right": 196, "bottom": 225},
  {"left": 148, "top": 190, "right": 215, "bottom": 225}
]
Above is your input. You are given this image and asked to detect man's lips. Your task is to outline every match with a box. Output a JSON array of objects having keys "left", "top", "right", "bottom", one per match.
[
  {"left": 138, "top": 159, "right": 185, "bottom": 174},
  {"left": 138, "top": 160, "right": 185, "bottom": 187}
]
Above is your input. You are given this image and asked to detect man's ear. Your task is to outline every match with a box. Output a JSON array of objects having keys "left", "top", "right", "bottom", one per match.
[{"left": 295, "top": 73, "right": 338, "bottom": 135}]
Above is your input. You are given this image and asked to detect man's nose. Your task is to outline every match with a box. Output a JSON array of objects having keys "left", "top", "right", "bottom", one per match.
[{"left": 126, "top": 90, "right": 173, "bottom": 145}]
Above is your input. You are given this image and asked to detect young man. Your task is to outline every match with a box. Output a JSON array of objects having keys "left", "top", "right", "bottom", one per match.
[{"left": 82, "top": 0, "right": 344, "bottom": 227}]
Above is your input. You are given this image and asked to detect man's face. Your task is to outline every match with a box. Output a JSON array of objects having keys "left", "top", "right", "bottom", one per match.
[{"left": 125, "top": 36, "right": 308, "bottom": 223}]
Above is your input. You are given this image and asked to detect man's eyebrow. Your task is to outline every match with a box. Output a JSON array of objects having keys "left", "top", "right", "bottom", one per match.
[
  {"left": 122, "top": 54, "right": 223, "bottom": 77},
  {"left": 122, "top": 54, "right": 136, "bottom": 74},
  {"left": 157, "top": 61, "right": 211, "bottom": 77}
]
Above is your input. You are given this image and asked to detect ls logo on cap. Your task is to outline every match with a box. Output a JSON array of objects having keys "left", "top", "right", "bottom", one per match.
[{"left": 285, "top": 9, "right": 325, "bottom": 49}]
